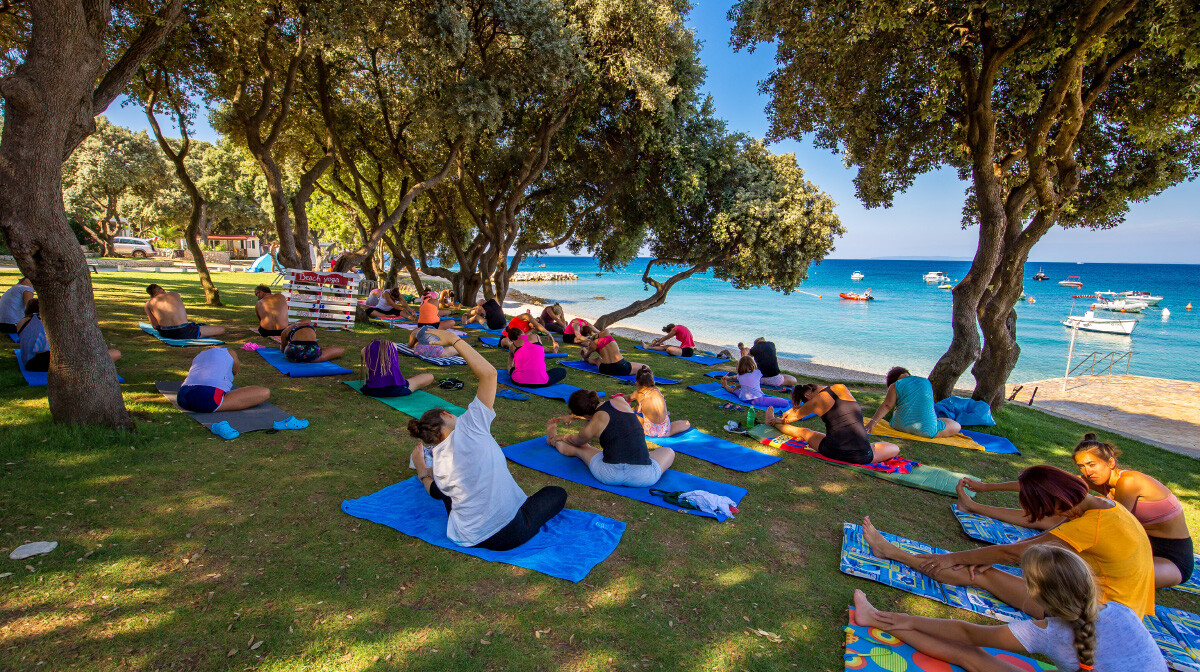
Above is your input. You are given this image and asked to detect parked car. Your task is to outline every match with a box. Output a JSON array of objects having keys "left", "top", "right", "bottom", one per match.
[{"left": 112, "top": 236, "right": 156, "bottom": 258}]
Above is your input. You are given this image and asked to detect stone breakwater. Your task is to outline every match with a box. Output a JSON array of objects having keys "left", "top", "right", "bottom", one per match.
[{"left": 510, "top": 271, "right": 578, "bottom": 281}]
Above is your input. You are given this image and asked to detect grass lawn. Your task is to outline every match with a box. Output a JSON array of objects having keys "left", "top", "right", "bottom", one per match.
[{"left": 2, "top": 270, "right": 1197, "bottom": 671}]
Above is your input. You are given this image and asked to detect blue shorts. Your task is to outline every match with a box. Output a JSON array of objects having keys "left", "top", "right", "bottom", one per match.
[
  {"left": 588, "top": 454, "right": 662, "bottom": 488},
  {"left": 361, "top": 384, "right": 412, "bottom": 398},
  {"left": 158, "top": 322, "right": 202, "bottom": 340},
  {"left": 177, "top": 384, "right": 226, "bottom": 413}
]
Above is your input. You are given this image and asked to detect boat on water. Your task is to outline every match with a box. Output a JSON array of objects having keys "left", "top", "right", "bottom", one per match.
[
  {"left": 1062, "top": 310, "right": 1136, "bottom": 335},
  {"left": 1122, "top": 290, "right": 1163, "bottom": 306},
  {"left": 851, "top": 271, "right": 865, "bottom": 281},
  {"left": 938, "top": 283, "right": 953, "bottom": 290},
  {"left": 839, "top": 289, "right": 873, "bottom": 301},
  {"left": 1059, "top": 275, "right": 1083, "bottom": 288},
  {"left": 922, "top": 271, "right": 949, "bottom": 283},
  {"left": 1033, "top": 267, "right": 1048, "bottom": 281},
  {"left": 1091, "top": 298, "right": 1148, "bottom": 313}
]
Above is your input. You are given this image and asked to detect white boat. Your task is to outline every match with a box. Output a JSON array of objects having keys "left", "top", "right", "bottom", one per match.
[
  {"left": 938, "top": 283, "right": 953, "bottom": 290},
  {"left": 851, "top": 271, "right": 865, "bottom": 281},
  {"left": 923, "top": 271, "right": 949, "bottom": 283},
  {"left": 1059, "top": 275, "right": 1083, "bottom": 288},
  {"left": 1062, "top": 310, "right": 1137, "bottom": 335},
  {"left": 1091, "top": 298, "right": 1148, "bottom": 314},
  {"left": 1122, "top": 291, "right": 1163, "bottom": 306}
]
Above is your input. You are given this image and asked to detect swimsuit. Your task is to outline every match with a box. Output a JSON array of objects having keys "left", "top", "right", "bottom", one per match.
[
  {"left": 1127, "top": 485, "right": 1193, "bottom": 581},
  {"left": 642, "top": 412, "right": 672, "bottom": 438},
  {"left": 597, "top": 358, "right": 632, "bottom": 377},
  {"left": 282, "top": 325, "right": 322, "bottom": 363},
  {"left": 816, "top": 387, "right": 873, "bottom": 464},
  {"left": 158, "top": 322, "right": 202, "bottom": 340},
  {"left": 258, "top": 326, "right": 284, "bottom": 337}
]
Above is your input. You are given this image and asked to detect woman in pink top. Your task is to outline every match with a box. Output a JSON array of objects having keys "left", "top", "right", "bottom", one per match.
[
  {"left": 562, "top": 317, "right": 597, "bottom": 345},
  {"left": 643, "top": 323, "right": 697, "bottom": 358},
  {"left": 507, "top": 330, "right": 567, "bottom": 388},
  {"left": 581, "top": 329, "right": 649, "bottom": 378}
]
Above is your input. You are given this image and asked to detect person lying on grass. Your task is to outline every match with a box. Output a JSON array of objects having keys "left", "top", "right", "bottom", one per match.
[
  {"left": 547, "top": 390, "right": 675, "bottom": 488},
  {"left": 865, "top": 366, "right": 961, "bottom": 438},
  {"left": 505, "top": 328, "right": 567, "bottom": 388},
  {"left": 358, "top": 339, "right": 435, "bottom": 397},
  {"left": 958, "top": 432, "right": 1193, "bottom": 589},
  {"left": 629, "top": 367, "right": 690, "bottom": 438},
  {"left": 765, "top": 383, "right": 899, "bottom": 464},
  {"left": 853, "top": 544, "right": 1166, "bottom": 672},
  {"left": 863, "top": 464, "right": 1156, "bottom": 620},
  {"left": 579, "top": 329, "right": 648, "bottom": 378},
  {"left": 408, "top": 330, "right": 567, "bottom": 551},
  {"left": 720, "top": 356, "right": 791, "bottom": 409},
  {"left": 280, "top": 320, "right": 346, "bottom": 364}
]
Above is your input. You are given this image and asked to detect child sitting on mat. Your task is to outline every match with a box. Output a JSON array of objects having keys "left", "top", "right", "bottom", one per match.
[
  {"left": 630, "top": 368, "right": 690, "bottom": 438},
  {"left": 720, "top": 356, "right": 790, "bottom": 409},
  {"left": 360, "top": 340, "right": 435, "bottom": 397}
]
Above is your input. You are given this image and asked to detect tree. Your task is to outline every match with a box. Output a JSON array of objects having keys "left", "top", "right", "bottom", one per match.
[
  {"left": 0, "top": 0, "right": 183, "bottom": 428},
  {"left": 730, "top": 0, "right": 1200, "bottom": 408},
  {"left": 62, "top": 117, "right": 171, "bottom": 256}
]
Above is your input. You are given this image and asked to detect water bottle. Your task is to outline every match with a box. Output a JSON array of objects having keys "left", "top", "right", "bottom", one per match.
[{"left": 745, "top": 408, "right": 756, "bottom": 430}]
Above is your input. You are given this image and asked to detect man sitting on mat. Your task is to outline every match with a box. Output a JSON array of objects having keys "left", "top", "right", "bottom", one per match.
[
  {"left": 253, "top": 285, "right": 290, "bottom": 338},
  {"left": 0, "top": 277, "right": 35, "bottom": 333},
  {"left": 144, "top": 284, "right": 225, "bottom": 339},
  {"left": 866, "top": 366, "right": 961, "bottom": 439},
  {"left": 359, "top": 339, "right": 435, "bottom": 397},
  {"left": 279, "top": 321, "right": 346, "bottom": 364},
  {"left": 739, "top": 338, "right": 796, "bottom": 387},
  {"left": 506, "top": 328, "right": 567, "bottom": 388},
  {"left": 406, "top": 329, "right": 568, "bottom": 551},
  {"left": 176, "top": 347, "right": 270, "bottom": 413},
  {"left": 464, "top": 297, "right": 507, "bottom": 331},
  {"left": 18, "top": 299, "right": 120, "bottom": 372},
  {"left": 548, "top": 390, "right": 675, "bottom": 488}
]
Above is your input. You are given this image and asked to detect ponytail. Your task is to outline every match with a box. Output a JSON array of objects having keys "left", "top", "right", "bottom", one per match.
[
  {"left": 407, "top": 408, "right": 446, "bottom": 444},
  {"left": 1073, "top": 432, "right": 1122, "bottom": 464},
  {"left": 1022, "top": 545, "right": 1098, "bottom": 672},
  {"left": 792, "top": 383, "right": 818, "bottom": 406}
]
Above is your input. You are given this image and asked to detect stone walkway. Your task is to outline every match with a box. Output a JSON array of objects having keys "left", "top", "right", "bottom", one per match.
[{"left": 1006, "top": 375, "right": 1200, "bottom": 458}]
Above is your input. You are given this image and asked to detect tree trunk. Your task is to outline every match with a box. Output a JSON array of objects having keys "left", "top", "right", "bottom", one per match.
[
  {"left": 251, "top": 147, "right": 304, "bottom": 269},
  {"left": 594, "top": 260, "right": 706, "bottom": 330}
]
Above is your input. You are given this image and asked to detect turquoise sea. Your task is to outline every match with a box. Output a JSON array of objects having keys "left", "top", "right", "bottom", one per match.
[{"left": 509, "top": 257, "right": 1200, "bottom": 385}]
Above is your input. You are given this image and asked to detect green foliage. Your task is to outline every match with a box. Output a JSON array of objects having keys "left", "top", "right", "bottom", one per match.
[{"left": 62, "top": 116, "right": 172, "bottom": 230}]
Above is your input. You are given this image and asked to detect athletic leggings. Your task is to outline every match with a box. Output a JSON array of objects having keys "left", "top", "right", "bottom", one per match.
[{"left": 428, "top": 483, "right": 568, "bottom": 551}]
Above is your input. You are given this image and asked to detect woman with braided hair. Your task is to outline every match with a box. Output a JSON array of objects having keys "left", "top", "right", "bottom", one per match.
[{"left": 853, "top": 545, "right": 1166, "bottom": 671}]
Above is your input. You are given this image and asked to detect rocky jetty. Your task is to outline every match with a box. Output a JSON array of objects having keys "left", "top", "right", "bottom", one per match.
[{"left": 510, "top": 271, "right": 578, "bottom": 282}]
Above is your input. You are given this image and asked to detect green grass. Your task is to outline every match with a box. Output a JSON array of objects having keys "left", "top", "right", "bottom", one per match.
[{"left": 1, "top": 270, "right": 1197, "bottom": 671}]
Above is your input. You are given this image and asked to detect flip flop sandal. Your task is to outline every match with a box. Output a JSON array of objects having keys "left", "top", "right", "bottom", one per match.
[{"left": 716, "top": 402, "right": 744, "bottom": 411}]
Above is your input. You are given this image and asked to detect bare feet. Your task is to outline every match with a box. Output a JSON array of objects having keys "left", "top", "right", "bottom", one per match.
[
  {"left": 853, "top": 590, "right": 882, "bottom": 627},
  {"left": 862, "top": 516, "right": 902, "bottom": 562},
  {"left": 765, "top": 407, "right": 780, "bottom": 427},
  {"left": 956, "top": 480, "right": 977, "bottom": 513}
]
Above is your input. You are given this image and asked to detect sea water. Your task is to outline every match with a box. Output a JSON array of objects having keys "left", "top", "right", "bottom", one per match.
[{"left": 509, "top": 257, "right": 1200, "bottom": 385}]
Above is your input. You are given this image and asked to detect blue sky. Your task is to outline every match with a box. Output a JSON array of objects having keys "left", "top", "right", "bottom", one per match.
[{"left": 102, "top": 2, "right": 1199, "bottom": 263}]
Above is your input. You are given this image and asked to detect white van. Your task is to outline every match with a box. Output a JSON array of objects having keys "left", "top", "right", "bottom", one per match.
[{"left": 113, "top": 236, "right": 156, "bottom": 258}]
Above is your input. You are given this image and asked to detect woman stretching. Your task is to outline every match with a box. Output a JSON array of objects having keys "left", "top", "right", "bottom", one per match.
[
  {"left": 407, "top": 330, "right": 568, "bottom": 551},
  {"left": 500, "top": 311, "right": 558, "bottom": 352},
  {"left": 853, "top": 544, "right": 1166, "bottom": 672},
  {"left": 642, "top": 323, "right": 696, "bottom": 358},
  {"left": 540, "top": 303, "right": 567, "bottom": 333},
  {"left": 630, "top": 368, "right": 690, "bottom": 437},
  {"left": 562, "top": 317, "right": 596, "bottom": 344},
  {"left": 720, "top": 356, "right": 791, "bottom": 409},
  {"left": 581, "top": 329, "right": 648, "bottom": 378},
  {"left": 765, "top": 383, "right": 899, "bottom": 464},
  {"left": 959, "top": 432, "right": 1193, "bottom": 588},
  {"left": 359, "top": 339, "right": 435, "bottom": 397},
  {"left": 464, "top": 297, "right": 507, "bottom": 331},
  {"left": 280, "top": 321, "right": 346, "bottom": 363},
  {"left": 507, "top": 328, "right": 567, "bottom": 388},
  {"left": 408, "top": 325, "right": 460, "bottom": 359},
  {"left": 364, "top": 288, "right": 415, "bottom": 320},
  {"left": 547, "top": 390, "right": 674, "bottom": 487},
  {"left": 866, "top": 366, "right": 961, "bottom": 438},
  {"left": 417, "top": 292, "right": 455, "bottom": 329},
  {"left": 864, "top": 465, "right": 1156, "bottom": 619}
]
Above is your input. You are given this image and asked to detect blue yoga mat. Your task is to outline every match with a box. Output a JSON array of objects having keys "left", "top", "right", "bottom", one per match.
[
  {"left": 558, "top": 359, "right": 679, "bottom": 384},
  {"left": 256, "top": 348, "right": 352, "bottom": 377},
  {"left": 138, "top": 322, "right": 224, "bottom": 347},
  {"left": 496, "top": 370, "right": 604, "bottom": 403},
  {"left": 501, "top": 437, "right": 747, "bottom": 521},
  {"left": 647, "top": 428, "right": 780, "bottom": 472},
  {"left": 959, "top": 429, "right": 1018, "bottom": 454},
  {"left": 704, "top": 370, "right": 791, "bottom": 390},
  {"left": 635, "top": 346, "right": 727, "bottom": 366},
  {"left": 342, "top": 477, "right": 625, "bottom": 583},
  {"left": 687, "top": 381, "right": 793, "bottom": 411},
  {"left": 464, "top": 323, "right": 505, "bottom": 335},
  {"left": 16, "top": 349, "right": 123, "bottom": 387},
  {"left": 478, "top": 337, "right": 568, "bottom": 358}
]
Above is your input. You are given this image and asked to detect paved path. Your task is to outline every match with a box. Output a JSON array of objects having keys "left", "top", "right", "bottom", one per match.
[{"left": 1006, "top": 375, "right": 1200, "bottom": 458}]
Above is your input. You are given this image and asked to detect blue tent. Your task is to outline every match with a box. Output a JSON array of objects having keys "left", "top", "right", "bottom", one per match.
[{"left": 250, "top": 253, "right": 280, "bottom": 273}]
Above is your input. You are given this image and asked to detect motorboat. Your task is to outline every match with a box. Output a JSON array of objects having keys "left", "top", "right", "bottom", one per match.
[
  {"left": 1091, "top": 297, "right": 1148, "bottom": 313},
  {"left": 923, "top": 271, "right": 949, "bottom": 283},
  {"left": 851, "top": 271, "right": 865, "bottom": 281},
  {"left": 1058, "top": 276, "right": 1083, "bottom": 288},
  {"left": 1122, "top": 291, "right": 1163, "bottom": 306},
  {"left": 938, "top": 283, "right": 953, "bottom": 290},
  {"left": 839, "top": 289, "right": 874, "bottom": 301},
  {"left": 1033, "top": 268, "right": 1048, "bottom": 281},
  {"left": 1062, "top": 310, "right": 1136, "bottom": 335}
]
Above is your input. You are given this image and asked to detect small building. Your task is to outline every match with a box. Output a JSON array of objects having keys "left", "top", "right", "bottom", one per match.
[{"left": 178, "top": 235, "right": 262, "bottom": 260}]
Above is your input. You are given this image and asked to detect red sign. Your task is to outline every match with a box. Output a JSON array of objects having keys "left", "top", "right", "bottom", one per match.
[{"left": 287, "top": 270, "right": 355, "bottom": 286}]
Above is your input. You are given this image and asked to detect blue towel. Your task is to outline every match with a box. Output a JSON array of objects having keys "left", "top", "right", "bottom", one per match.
[
  {"left": 647, "top": 428, "right": 780, "bottom": 472},
  {"left": 478, "top": 337, "right": 568, "bottom": 358},
  {"left": 687, "top": 381, "right": 793, "bottom": 412},
  {"left": 501, "top": 437, "right": 747, "bottom": 521},
  {"left": 341, "top": 477, "right": 625, "bottom": 583},
  {"left": 256, "top": 348, "right": 353, "bottom": 377},
  {"left": 495, "top": 389, "right": 530, "bottom": 401},
  {"left": 635, "top": 346, "right": 727, "bottom": 366},
  {"left": 935, "top": 395, "right": 998, "bottom": 427},
  {"left": 559, "top": 359, "right": 679, "bottom": 385},
  {"left": 496, "top": 370, "right": 604, "bottom": 403},
  {"left": 138, "top": 322, "right": 224, "bottom": 347},
  {"left": 960, "top": 429, "right": 1019, "bottom": 454},
  {"left": 16, "top": 349, "right": 123, "bottom": 387},
  {"left": 396, "top": 343, "right": 466, "bottom": 366}
]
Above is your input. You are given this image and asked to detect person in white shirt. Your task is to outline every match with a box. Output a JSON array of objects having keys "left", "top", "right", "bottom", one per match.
[
  {"left": 176, "top": 347, "right": 270, "bottom": 413},
  {"left": 0, "top": 277, "right": 35, "bottom": 332},
  {"left": 407, "top": 329, "right": 567, "bottom": 550}
]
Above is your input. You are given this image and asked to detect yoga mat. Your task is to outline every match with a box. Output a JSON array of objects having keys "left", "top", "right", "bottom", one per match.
[
  {"left": 478, "top": 337, "right": 568, "bottom": 358},
  {"left": 686, "top": 381, "right": 793, "bottom": 411},
  {"left": 952, "top": 505, "right": 1200, "bottom": 596},
  {"left": 139, "top": 322, "right": 225, "bottom": 347},
  {"left": 341, "top": 477, "right": 625, "bottom": 583},
  {"left": 750, "top": 425, "right": 915, "bottom": 473},
  {"left": 843, "top": 610, "right": 1054, "bottom": 671},
  {"left": 558, "top": 359, "right": 679, "bottom": 384},
  {"left": 703, "top": 370, "right": 790, "bottom": 391},
  {"left": 635, "top": 345, "right": 727, "bottom": 366},
  {"left": 396, "top": 343, "right": 466, "bottom": 366},
  {"left": 156, "top": 381, "right": 292, "bottom": 433},
  {"left": 501, "top": 437, "right": 746, "bottom": 522},
  {"left": 866, "top": 418, "right": 1019, "bottom": 454},
  {"left": 496, "top": 370, "right": 603, "bottom": 403},
  {"left": 257, "top": 348, "right": 353, "bottom": 377},
  {"left": 342, "top": 380, "right": 465, "bottom": 417},
  {"left": 463, "top": 323, "right": 505, "bottom": 335},
  {"left": 646, "top": 428, "right": 780, "bottom": 472},
  {"left": 378, "top": 321, "right": 468, "bottom": 337},
  {"left": 15, "top": 349, "right": 124, "bottom": 387},
  {"left": 1146, "top": 607, "right": 1200, "bottom": 672}
]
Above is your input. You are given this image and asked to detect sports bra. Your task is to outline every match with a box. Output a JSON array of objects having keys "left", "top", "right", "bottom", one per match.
[
  {"left": 1129, "top": 489, "right": 1184, "bottom": 525},
  {"left": 595, "top": 335, "right": 615, "bottom": 350}
]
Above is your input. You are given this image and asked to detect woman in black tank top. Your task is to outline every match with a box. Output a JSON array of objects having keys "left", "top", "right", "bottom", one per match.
[
  {"left": 545, "top": 390, "right": 676, "bottom": 487},
  {"left": 763, "top": 383, "right": 900, "bottom": 465}
]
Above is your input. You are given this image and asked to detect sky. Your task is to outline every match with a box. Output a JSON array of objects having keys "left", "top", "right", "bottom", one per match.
[{"left": 101, "top": 1, "right": 1200, "bottom": 264}]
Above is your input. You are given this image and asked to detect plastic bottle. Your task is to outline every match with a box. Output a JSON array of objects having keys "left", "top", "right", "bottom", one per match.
[{"left": 745, "top": 408, "right": 756, "bottom": 429}]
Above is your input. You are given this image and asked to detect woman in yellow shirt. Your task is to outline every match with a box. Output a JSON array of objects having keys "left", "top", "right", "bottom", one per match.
[{"left": 862, "top": 465, "right": 1155, "bottom": 618}]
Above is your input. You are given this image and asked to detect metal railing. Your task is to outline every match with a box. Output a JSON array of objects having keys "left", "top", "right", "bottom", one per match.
[{"left": 1067, "top": 351, "right": 1135, "bottom": 378}]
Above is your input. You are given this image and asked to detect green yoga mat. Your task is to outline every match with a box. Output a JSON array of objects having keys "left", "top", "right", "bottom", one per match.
[
  {"left": 342, "top": 381, "right": 465, "bottom": 417},
  {"left": 747, "top": 425, "right": 974, "bottom": 497}
]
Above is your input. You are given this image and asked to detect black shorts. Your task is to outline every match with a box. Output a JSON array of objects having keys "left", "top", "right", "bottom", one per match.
[
  {"left": 258, "top": 326, "right": 283, "bottom": 337},
  {"left": 158, "top": 322, "right": 201, "bottom": 340},
  {"left": 681, "top": 347, "right": 695, "bottom": 358},
  {"left": 0, "top": 322, "right": 16, "bottom": 334},
  {"left": 361, "top": 383, "right": 412, "bottom": 398},
  {"left": 1151, "top": 535, "right": 1195, "bottom": 583},
  {"left": 818, "top": 433, "right": 874, "bottom": 465},
  {"left": 418, "top": 321, "right": 440, "bottom": 328},
  {"left": 562, "top": 333, "right": 576, "bottom": 344},
  {"left": 25, "top": 351, "right": 50, "bottom": 372},
  {"left": 597, "top": 359, "right": 633, "bottom": 377}
]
